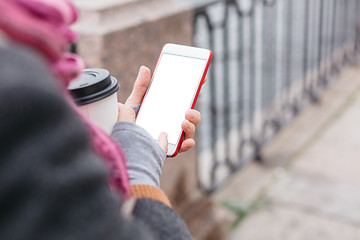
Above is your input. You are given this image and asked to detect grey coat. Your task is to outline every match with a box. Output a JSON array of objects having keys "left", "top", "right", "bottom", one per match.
[{"left": 0, "top": 45, "right": 192, "bottom": 240}]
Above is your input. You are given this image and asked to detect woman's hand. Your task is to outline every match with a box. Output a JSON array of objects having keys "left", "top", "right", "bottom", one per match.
[
  {"left": 117, "top": 103, "right": 136, "bottom": 122},
  {"left": 119, "top": 66, "right": 205, "bottom": 154}
]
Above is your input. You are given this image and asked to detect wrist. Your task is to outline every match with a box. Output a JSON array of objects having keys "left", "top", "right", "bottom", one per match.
[
  {"left": 130, "top": 184, "right": 171, "bottom": 207},
  {"left": 111, "top": 122, "right": 166, "bottom": 186}
]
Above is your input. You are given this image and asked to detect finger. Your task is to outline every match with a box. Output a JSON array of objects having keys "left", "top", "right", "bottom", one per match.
[
  {"left": 117, "top": 103, "right": 136, "bottom": 123},
  {"left": 158, "top": 132, "right": 168, "bottom": 153},
  {"left": 180, "top": 138, "right": 195, "bottom": 153},
  {"left": 185, "top": 109, "right": 201, "bottom": 127},
  {"left": 181, "top": 119, "right": 195, "bottom": 140},
  {"left": 125, "top": 66, "right": 151, "bottom": 107},
  {"left": 202, "top": 76, "right": 208, "bottom": 85}
]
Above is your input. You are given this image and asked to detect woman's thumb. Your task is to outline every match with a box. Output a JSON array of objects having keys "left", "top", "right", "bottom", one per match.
[{"left": 158, "top": 132, "right": 168, "bottom": 154}]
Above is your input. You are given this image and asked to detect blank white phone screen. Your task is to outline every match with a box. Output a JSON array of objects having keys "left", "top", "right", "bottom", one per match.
[{"left": 136, "top": 53, "right": 207, "bottom": 145}]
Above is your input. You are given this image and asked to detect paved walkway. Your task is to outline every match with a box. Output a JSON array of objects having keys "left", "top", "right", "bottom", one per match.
[{"left": 213, "top": 62, "right": 360, "bottom": 240}]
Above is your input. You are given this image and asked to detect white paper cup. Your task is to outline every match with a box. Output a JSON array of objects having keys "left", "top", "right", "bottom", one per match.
[{"left": 68, "top": 68, "right": 120, "bottom": 134}]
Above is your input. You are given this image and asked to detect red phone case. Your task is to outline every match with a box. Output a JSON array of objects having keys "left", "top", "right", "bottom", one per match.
[{"left": 136, "top": 44, "right": 213, "bottom": 157}]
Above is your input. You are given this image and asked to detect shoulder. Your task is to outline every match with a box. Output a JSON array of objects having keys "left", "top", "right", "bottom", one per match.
[{"left": 0, "top": 44, "right": 60, "bottom": 96}]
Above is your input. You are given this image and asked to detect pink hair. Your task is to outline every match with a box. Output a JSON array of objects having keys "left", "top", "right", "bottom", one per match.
[{"left": 0, "top": 0, "right": 130, "bottom": 199}]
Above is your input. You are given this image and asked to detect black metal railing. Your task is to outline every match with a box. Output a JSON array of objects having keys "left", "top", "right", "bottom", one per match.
[{"left": 194, "top": 0, "right": 360, "bottom": 192}]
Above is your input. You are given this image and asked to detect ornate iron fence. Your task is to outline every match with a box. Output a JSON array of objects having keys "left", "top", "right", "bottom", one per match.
[{"left": 194, "top": 0, "right": 360, "bottom": 192}]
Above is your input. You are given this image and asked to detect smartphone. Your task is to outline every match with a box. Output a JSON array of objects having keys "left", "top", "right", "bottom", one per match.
[{"left": 135, "top": 43, "right": 213, "bottom": 157}]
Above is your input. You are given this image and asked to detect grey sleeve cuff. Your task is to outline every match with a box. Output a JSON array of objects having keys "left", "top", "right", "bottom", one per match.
[{"left": 111, "top": 121, "right": 166, "bottom": 187}]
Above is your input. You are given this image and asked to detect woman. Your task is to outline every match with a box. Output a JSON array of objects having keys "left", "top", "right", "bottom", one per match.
[{"left": 0, "top": 0, "right": 202, "bottom": 239}]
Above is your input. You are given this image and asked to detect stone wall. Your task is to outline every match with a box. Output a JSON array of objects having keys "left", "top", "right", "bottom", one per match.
[{"left": 72, "top": 0, "right": 194, "bottom": 102}]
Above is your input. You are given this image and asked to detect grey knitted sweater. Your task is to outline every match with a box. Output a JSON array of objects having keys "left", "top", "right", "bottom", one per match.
[{"left": 0, "top": 45, "right": 192, "bottom": 240}]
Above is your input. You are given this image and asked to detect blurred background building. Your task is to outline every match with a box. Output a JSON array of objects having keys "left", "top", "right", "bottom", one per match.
[{"left": 72, "top": 0, "right": 360, "bottom": 239}]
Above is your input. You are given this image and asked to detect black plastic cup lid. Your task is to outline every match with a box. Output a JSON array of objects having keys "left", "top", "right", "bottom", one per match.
[{"left": 68, "top": 68, "right": 119, "bottom": 106}]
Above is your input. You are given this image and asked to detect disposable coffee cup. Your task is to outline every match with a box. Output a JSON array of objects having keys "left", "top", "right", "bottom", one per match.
[{"left": 69, "top": 68, "right": 120, "bottom": 134}]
